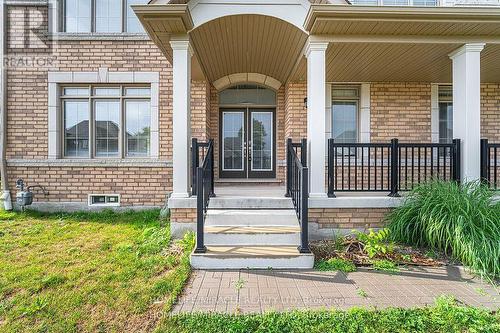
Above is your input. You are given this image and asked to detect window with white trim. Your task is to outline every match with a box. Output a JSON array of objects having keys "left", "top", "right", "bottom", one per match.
[
  {"left": 438, "top": 85, "right": 453, "bottom": 144},
  {"left": 331, "top": 86, "right": 359, "bottom": 144},
  {"left": 61, "top": 85, "right": 151, "bottom": 158},
  {"left": 63, "top": 0, "right": 148, "bottom": 33}
]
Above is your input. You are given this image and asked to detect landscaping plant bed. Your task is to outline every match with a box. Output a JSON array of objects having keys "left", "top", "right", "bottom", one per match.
[{"left": 310, "top": 230, "right": 453, "bottom": 271}]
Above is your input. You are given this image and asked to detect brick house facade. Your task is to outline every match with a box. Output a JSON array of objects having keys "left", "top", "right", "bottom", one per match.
[{"left": 1, "top": 0, "right": 499, "bottom": 236}]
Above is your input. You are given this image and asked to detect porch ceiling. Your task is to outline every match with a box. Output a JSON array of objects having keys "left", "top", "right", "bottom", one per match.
[
  {"left": 189, "top": 15, "right": 308, "bottom": 85},
  {"left": 294, "top": 5, "right": 500, "bottom": 83},
  {"left": 134, "top": 4, "right": 500, "bottom": 84},
  {"left": 293, "top": 43, "right": 500, "bottom": 83}
]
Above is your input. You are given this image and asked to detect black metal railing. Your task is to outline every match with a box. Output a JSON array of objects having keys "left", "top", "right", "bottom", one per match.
[
  {"left": 481, "top": 139, "right": 500, "bottom": 189},
  {"left": 193, "top": 139, "right": 215, "bottom": 254},
  {"left": 327, "top": 138, "right": 461, "bottom": 197},
  {"left": 286, "top": 138, "right": 310, "bottom": 253},
  {"left": 191, "top": 138, "right": 215, "bottom": 196}
]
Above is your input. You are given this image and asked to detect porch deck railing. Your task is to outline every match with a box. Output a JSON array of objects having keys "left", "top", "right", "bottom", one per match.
[
  {"left": 193, "top": 139, "right": 215, "bottom": 254},
  {"left": 327, "top": 138, "right": 461, "bottom": 197},
  {"left": 191, "top": 138, "right": 215, "bottom": 197},
  {"left": 480, "top": 139, "right": 500, "bottom": 189},
  {"left": 286, "top": 138, "right": 310, "bottom": 253}
]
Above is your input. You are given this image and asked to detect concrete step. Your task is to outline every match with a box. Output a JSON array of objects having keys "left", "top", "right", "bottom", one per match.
[
  {"left": 208, "top": 197, "right": 293, "bottom": 209},
  {"left": 190, "top": 246, "right": 314, "bottom": 269},
  {"left": 215, "top": 178, "right": 282, "bottom": 185},
  {"left": 204, "top": 209, "right": 300, "bottom": 245}
]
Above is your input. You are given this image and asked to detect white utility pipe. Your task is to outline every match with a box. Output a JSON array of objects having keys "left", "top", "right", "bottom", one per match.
[{"left": 0, "top": 2, "right": 12, "bottom": 210}]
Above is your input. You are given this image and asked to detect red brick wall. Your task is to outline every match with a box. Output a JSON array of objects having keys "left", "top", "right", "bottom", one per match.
[
  {"left": 481, "top": 83, "right": 500, "bottom": 142},
  {"left": 370, "top": 82, "right": 432, "bottom": 143},
  {"left": 284, "top": 82, "right": 307, "bottom": 140},
  {"left": 8, "top": 166, "right": 171, "bottom": 206}
]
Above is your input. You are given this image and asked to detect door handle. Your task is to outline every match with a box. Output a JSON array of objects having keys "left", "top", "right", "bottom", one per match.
[{"left": 248, "top": 140, "right": 252, "bottom": 161}]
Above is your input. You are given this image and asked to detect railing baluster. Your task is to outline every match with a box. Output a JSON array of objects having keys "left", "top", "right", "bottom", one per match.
[
  {"left": 286, "top": 138, "right": 310, "bottom": 253},
  {"left": 494, "top": 146, "right": 498, "bottom": 188},
  {"left": 368, "top": 146, "right": 371, "bottom": 191}
]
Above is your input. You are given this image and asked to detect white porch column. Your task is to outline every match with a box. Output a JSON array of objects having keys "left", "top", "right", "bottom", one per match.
[
  {"left": 449, "top": 43, "right": 485, "bottom": 181},
  {"left": 305, "top": 40, "right": 329, "bottom": 197},
  {"left": 170, "top": 37, "right": 193, "bottom": 198}
]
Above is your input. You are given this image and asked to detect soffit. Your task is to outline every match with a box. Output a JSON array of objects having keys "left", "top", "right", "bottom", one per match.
[
  {"left": 293, "top": 43, "right": 500, "bottom": 83},
  {"left": 189, "top": 14, "right": 308, "bottom": 84}
]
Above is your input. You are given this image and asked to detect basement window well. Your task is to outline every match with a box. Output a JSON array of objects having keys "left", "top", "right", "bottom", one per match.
[{"left": 88, "top": 194, "right": 121, "bottom": 206}]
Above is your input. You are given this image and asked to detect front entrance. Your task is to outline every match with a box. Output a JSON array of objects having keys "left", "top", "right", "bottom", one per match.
[{"left": 219, "top": 108, "right": 276, "bottom": 178}]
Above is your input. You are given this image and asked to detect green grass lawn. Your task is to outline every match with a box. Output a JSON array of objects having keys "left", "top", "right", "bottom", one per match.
[
  {"left": 0, "top": 209, "right": 193, "bottom": 333},
  {"left": 1, "top": 208, "right": 498, "bottom": 333}
]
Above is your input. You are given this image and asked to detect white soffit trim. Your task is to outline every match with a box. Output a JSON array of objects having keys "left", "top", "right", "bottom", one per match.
[
  {"left": 213, "top": 73, "right": 283, "bottom": 91},
  {"left": 188, "top": 0, "right": 310, "bottom": 32}
]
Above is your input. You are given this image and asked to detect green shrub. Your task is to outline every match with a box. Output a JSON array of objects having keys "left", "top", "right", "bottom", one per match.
[
  {"left": 387, "top": 181, "right": 500, "bottom": 278},
  {"left": 354, "top": 228, "right": 394, "bottom": 258},
  {"left": 314, "top": 258, "right": 356, "bottom": 272}
]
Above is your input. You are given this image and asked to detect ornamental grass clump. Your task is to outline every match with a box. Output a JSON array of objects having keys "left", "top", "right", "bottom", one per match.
[{"left": 387, "top": 181, "right": 500, "bottom": 278}]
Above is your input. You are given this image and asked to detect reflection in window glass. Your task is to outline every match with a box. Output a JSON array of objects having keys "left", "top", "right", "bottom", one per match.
[
  {"left": 95, "top": 0, "right": 122, "bottom": 33},
  {"left": 251, "top": 112, "right": 272, "bottom": 171},
  {"left": 439, "top": 103, "right": 453, "bottom": 144},
  {"left": 65, "top": 0, "right": 91, "bottom": 33},
  {"left": 124, "top": 87, "right": 151, "bottom": 96},
  {"left": 350, "top": 0, "right": 378, "bottom": 4},
  {"left": 383, "top": 0, "right": 409, "bottom": 5},
  {"left": 222, "top": 112, "right": 244, "bottom": 170},
  {"left": 63, "top": 87, "right": 89, "bottom": 96},
  {"left": 438, "top": 86, "right": 453, "bottom": 144},
  {"left": 127, "top": 0, "right": 148, "bottom": 33},
  {"left": 64, "top": 100, "right": 89, "bottom": 157},
  {"left": 332, "top": 101, "right": 357, "bottom": 144},
  {"left": 94, "top": 100, "right": 120, "bottom": 157},
  {"left": 125, "top": 100, "right": 151, "bottom": 156},
  {"left": 93, "top": 87, "right": 121, "bottom": 96},
  {"left": 219, "top": 85, "right": 276, "bottom": 105},
  {"left": 413, "top": 0, "right": 437, "bottom": 5}
]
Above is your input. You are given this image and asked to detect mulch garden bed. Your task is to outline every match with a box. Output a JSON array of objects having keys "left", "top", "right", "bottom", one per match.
[{"left": 310, "top": 237, "right": 454, "bottom": 267}]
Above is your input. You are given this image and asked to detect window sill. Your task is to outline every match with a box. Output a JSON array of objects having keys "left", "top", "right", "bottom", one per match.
[
  {"left": 7, "top": 159, "right": 171, "bottom": 168},
  {"left": 50, "top": 33, "right": 150, "bottom": 41}
]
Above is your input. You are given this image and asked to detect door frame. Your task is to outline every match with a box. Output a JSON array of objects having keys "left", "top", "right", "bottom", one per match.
[{"left": 219, "top": 107, "right": 276, "bottom": 179}]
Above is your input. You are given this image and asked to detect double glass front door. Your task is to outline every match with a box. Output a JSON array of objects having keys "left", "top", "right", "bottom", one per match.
[{"left": 220, "top": 108, "right": 275, "bottom": 178}]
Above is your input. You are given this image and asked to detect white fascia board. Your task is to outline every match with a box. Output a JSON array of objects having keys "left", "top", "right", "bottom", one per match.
[{"left": 189, "top": 0, "right": 310, "bottom": 32}]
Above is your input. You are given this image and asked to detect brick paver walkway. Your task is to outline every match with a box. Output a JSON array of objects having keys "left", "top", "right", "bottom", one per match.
[{"left": 172, "top": 266, "right": 499, "bottom": 314}]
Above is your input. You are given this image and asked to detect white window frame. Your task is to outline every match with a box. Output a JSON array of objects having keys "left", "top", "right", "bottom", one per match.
[
  {"left": 61, "top": 84, "right": 150, "bottom": 159},
  {"left": 48, "top": 70, "right": 160, "bottom": 159},
  {"left": 326, "top": 83, "right": 371, "bottom": 146},
  {"left": 331, "top": 85, "right": 361, "bottom": 144},
  {"left": 431, "top": 84, "right": 453, "bottom": 144},
  {"left": 437, "top": 85, "right": 453, "bottom": 144}
]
